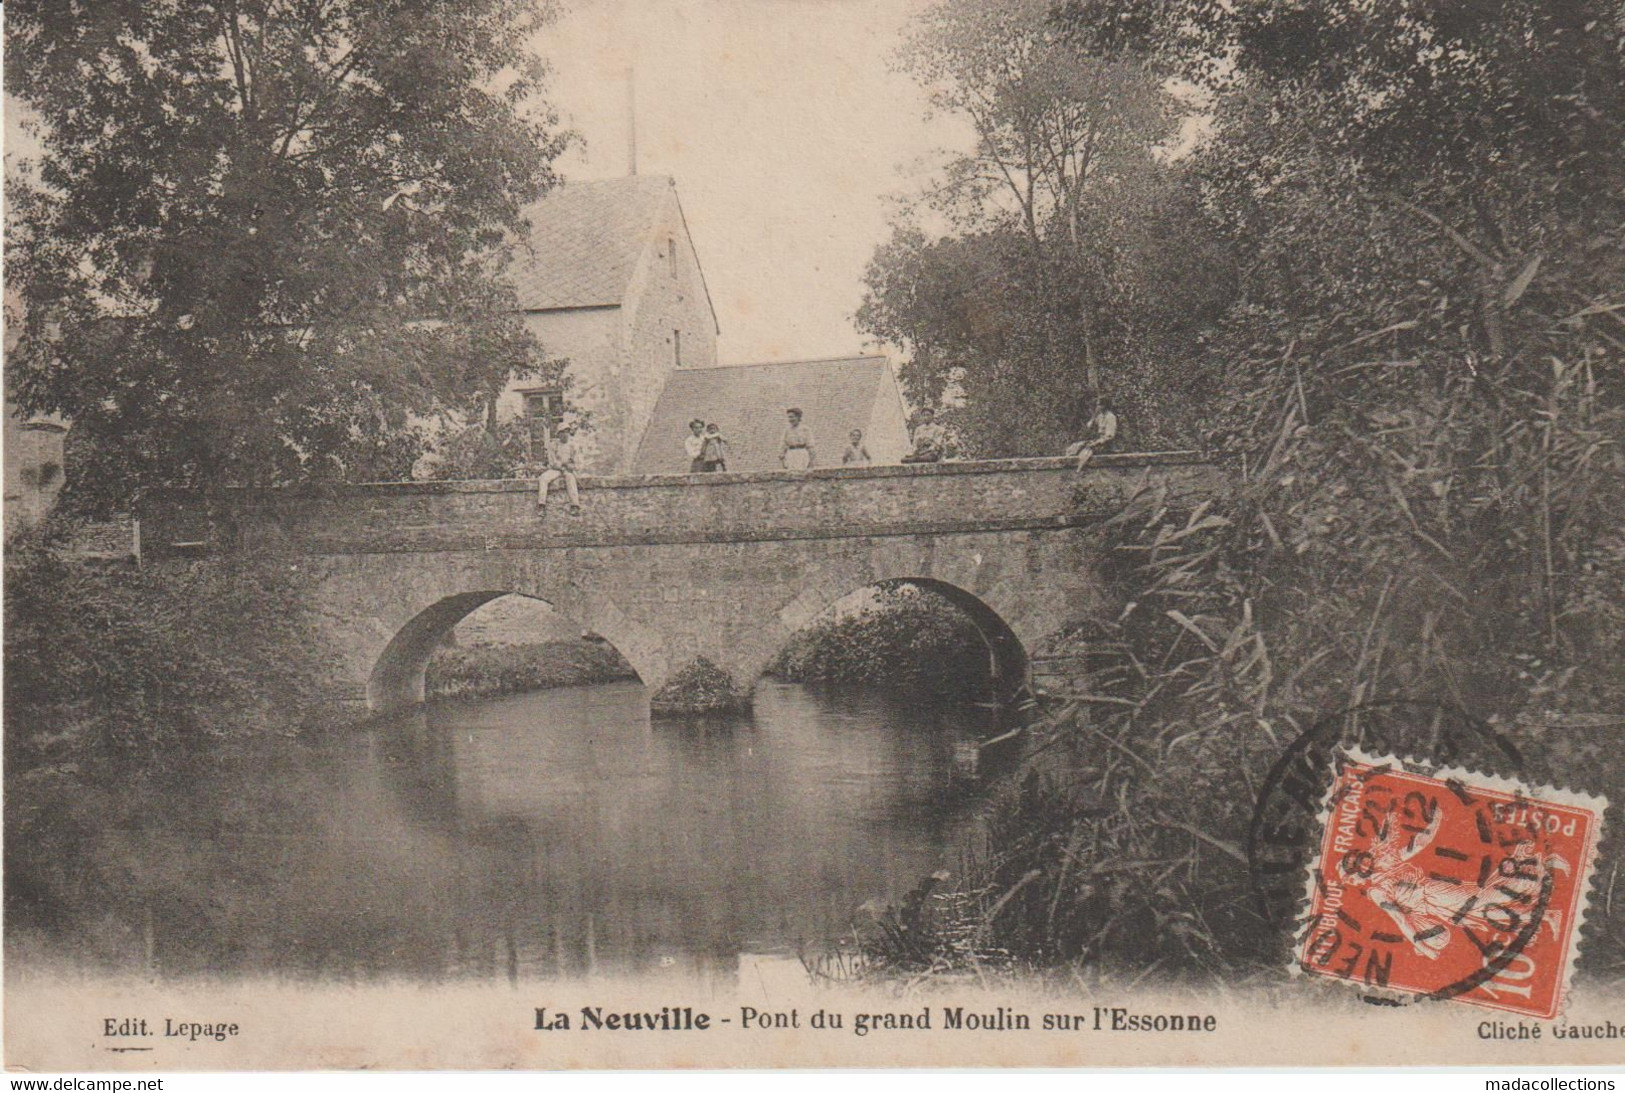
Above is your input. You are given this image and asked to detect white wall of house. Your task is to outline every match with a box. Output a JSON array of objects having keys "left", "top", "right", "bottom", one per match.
[{"left": 498, "top": 307, "right": 623, "bottom": 471}]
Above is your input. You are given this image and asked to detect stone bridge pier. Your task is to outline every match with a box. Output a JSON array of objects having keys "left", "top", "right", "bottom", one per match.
[{"left": 138, "top": 454, "right": 1227, "bottom": 715}]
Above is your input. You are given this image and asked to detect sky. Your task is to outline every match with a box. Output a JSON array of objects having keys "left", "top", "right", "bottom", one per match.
[{"left": 532, "top": 0, "right": 963, "bottom": 364}]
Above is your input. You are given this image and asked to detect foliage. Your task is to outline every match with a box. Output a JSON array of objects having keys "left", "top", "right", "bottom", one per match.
[
  {"left": 1170, "top": 0, "right": 1625, "bottom": 735},
  {"left": 5, "top": 0, "right": 571, "bottom": 512},
  {"left": 4, "top": 524, "right": 336, "bottom": 768},
  {"left": 865, "top": 0, "right": 1625, "bottom": 980},
  {"left": 858, "top": 0, "right": 1232, "bottom": 456},
  {"left": 426, "top": 640, "right": 636, "bottom": 701},
  {"left": 769, "top": 584, "right": 993, "bottom": 697},
  {"left": 649, "top": 657, "right": 749, "bottom": 717},
  {"left": 899, "top": 0, "right": 1179, "bottom": 240},
  {"left": 858, "top": 197, "right": 1229, "bottom": 456},
  {"left": 418, "top": 418, "right": 538, "bottom": 481}
]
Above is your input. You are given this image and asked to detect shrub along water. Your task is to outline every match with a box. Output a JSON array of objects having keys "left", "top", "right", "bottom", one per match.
[
  {"left": 5, "top": 522, "right": 334, "bottom": 770},
  {"left": 5, "top": 522, "right": 345, "bottom": 955},
  {"left": 769, "top": 585, "right": 993, "bottom": 699},
  {"left": 649, "top": 657, "right": 750, "bottom": 717},
  {"left": 426, "top": 640, "right": 636, "bottom": 701}
]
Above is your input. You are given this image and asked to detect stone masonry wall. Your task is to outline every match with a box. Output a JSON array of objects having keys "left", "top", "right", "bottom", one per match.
[
  {"left": 138, "top": 454, "right": 1230, "bottom": 713},
  {"left": 139, "top": 453, "right": 1226, "bottom": 559}
]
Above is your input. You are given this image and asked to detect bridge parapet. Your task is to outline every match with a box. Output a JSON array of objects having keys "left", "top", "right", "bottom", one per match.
[{"left": 138, "top": 452, "right": 1229, "bottom": 558}]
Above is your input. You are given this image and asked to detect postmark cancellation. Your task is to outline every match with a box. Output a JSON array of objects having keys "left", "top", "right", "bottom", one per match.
[{"left": 1295, "top": 748, "right": 1607, "bottom": 1019}]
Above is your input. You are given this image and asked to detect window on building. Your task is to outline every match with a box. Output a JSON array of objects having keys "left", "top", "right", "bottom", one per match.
[
  {"left": 520, "top": 388, "right": 565, "bottom": 454},
  {"left": 668, "top": 236, "right": 677, "bottom": 279},
  {"left": 673, "top": 329, "right": 681, "bottom": 368}
]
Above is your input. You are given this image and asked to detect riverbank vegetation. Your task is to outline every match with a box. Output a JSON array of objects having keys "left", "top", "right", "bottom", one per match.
[
  {"left": 426, "top": 640, "right": 637, "bottom": 701},
  {"left": 854, "top": 0, "right": 1625, "bottom": 984},
  {"left": 4, "top": 524, "right": 341, "bottom": 950},
  {"left": 4, "top": 526, "right": 332, "bottom": 774},
  {"left": 768, "top": 585, "right": 992, "bottom": 699}
]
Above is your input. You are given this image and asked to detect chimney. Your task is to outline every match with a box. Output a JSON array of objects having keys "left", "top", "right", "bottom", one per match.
[{"left": 626, "top": 67, "right": 637, "bottom": 177}]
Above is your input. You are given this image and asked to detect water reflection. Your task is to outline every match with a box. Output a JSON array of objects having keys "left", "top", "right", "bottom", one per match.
[{"left": 9, "top": 681, "right": 1004, "bottom": 984}]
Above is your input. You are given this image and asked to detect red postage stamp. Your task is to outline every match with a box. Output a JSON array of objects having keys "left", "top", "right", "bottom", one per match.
[{"left": 1295, "top": 749, "right": 1607, "bottom": 1018}]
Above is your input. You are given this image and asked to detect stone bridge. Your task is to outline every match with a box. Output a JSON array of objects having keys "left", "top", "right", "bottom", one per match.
[{"left": 137, "top": 454, "right": 1227, "bottom": 713}]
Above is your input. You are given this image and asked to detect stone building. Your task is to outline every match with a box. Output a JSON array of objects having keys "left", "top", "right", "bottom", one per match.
[
  {"left": 629, "top": 355, "right": 912, "bottom": 474},
  {"left": 499, "top": 175, "right": 719, "bottom": 474}
]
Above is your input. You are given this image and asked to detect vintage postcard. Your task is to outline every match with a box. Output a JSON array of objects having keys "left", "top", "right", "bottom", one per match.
[{"left": 6, "top": 0, "right": 1624, "bottom": 1073}]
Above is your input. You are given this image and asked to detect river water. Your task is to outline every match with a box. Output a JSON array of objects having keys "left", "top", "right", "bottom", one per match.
[{"left": 10, "top": 681, "right": 1005, "bottom": 984}]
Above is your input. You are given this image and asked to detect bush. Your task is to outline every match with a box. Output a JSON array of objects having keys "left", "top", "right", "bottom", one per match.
[
  {"left": 769, "top": 585, "right": 992, "bottom": 697},
  {"left": 426, "top": 640, "right": 636, "bottom": 700},
  {"left": 649, "top": 657, "right": 748, "bottom": 717},
  {"left": 4, "top": 523, "right": 334, "bottom": 768}
]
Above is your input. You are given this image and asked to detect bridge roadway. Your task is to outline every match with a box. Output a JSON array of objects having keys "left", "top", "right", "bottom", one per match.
[{"left": 139, "top": 452, "right": 1226, "bottom": 712}]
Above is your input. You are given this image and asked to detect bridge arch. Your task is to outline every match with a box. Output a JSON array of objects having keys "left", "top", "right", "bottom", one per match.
[
  {"left": 366, "top": 590, "right": 664, "bottom": 713},
  {"left": 894, "top": 578, "right": 1030, "bottom": 697}
]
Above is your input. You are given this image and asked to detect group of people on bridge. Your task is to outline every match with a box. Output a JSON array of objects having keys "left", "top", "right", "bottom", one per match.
[
  {"left": 535, "top": 395, "right": 1120, "bottom": 512},
  {"left": 678, "top": 406, "right": 941, "bottom": 475}
]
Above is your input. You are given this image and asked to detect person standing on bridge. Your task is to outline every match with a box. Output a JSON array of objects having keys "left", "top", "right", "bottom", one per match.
[
  {"left": 780, "top": 408, "right": 817, "bottom": 470},
  {"left": 684, "top": 418, "right": 707, "bottom": 472},
  {"left": 537, "top": 426, "right": 584, "bottom": 515},
  {"left": 842, "top": 428, "right": 872, "bottom": 466}
]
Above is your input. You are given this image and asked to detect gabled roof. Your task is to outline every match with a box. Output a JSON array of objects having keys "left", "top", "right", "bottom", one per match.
[
  {"left": 506, "top": 176, "right": 716, "bottom": 330},
  {"left": 630, "top": 356, "right": 895, "bottom": 474}
]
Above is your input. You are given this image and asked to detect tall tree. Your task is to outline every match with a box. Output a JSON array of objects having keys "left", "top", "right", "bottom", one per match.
[
  {"left": 858, "top": 171, "right": 1230, "bottom": 456},
  {"left": 860, "top": 0, "right": 1228, "bottom": 456},
  {"left": 6, "top": 0, "right": 570, "bottom": 510},
  {"left": 1044, "top": 0, "right": 1625, "bottom": 733},
  {"left": 901, "top": 0, "right": 1176, "bottom": 252}
]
